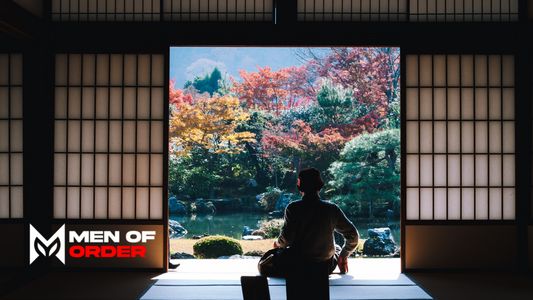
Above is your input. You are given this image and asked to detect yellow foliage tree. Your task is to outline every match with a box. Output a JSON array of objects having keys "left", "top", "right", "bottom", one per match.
[{"left": 169, "top": 94, "right": 256, "bottom": 157}]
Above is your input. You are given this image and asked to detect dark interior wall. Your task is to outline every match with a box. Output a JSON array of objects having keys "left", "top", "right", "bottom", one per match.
[{"left": 0, "top": 224, "right": 25, "bottom": 268}]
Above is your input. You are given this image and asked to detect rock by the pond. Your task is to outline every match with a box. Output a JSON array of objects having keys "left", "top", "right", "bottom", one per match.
[
  {"left": 171, "top": 252, "right": 197, "bottom": 259},
  {"left": 192, "top": 199, "right": 216, "bottom": 214},
  {"left": 168, "top": 220, "right": 187, "bottom": 238},
  {"left": 274, "top": 194, "right": 292, "bottom": 212},
  {"left": 218, "top": 255, "right": 260, "bottom": 259},
  {"left": 363, "top": 227, "right": 397, "bottom": 256},
  {"left": 169, "top": 197, "right": 187, "bottom": 214},
  {"left": 242, "top": 235, "right": 263, "bottom": 240},
  {"left": 242, "top": 226, "right": 255, "bottom": 236}
]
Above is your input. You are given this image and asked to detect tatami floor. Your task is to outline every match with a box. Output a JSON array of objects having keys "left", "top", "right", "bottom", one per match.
[{"left": 1, "top": 258, "right": 532, "bottom": 300}]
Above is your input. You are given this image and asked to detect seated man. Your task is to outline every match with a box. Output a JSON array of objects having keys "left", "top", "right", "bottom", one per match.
[{"left": 274, "top": 167, "right": 359, "bottom": 275}]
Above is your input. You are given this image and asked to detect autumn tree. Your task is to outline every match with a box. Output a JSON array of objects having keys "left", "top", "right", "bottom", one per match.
[
  {"left": 170, "top": 94, "right": 256, "bottom": 198},
  {"left": 169, "top": 79, "right": 193, "bottom": 111}
]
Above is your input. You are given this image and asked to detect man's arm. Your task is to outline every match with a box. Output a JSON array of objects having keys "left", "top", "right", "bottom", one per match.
[
  {"left": 335, "top": 208, "right": 359, "bottom": 259},
  {"left": 276, "top": 205, "right": 295, "bottom": 248}
]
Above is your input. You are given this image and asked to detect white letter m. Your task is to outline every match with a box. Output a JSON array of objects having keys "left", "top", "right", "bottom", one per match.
[{"left": 29, "top": 224, "right": 65, "bottom": 265}]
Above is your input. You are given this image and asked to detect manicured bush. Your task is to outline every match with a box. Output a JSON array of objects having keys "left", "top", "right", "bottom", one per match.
[
  {"left": 193, "top": 235, "right": 243, "bottom": 259},
  {"left": 244, "top": 250, "right": 265, "bottom": 257},
  {"left": 260, "top": 219, "right": 284, "bottom": 238}
]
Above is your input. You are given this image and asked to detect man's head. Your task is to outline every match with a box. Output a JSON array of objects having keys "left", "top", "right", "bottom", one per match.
[{"left": 297, "top": 167, "right": 324, "bottom": 194}]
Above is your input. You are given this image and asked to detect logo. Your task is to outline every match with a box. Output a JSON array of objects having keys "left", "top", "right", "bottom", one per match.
[{"left": 29, "top": 224, "right": 66, "bottom": 265}]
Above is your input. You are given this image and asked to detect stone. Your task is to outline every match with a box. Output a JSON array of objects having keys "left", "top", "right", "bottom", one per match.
[
  {"left": 362, "top": 227, "right": 398, "bottom": 256},
  {"left": 242, "top": 235, "right": 263, "bottom": 240},
  {"left": 171, "top": 252, "right": 197, "bottom": 259},
  {"left": 169, "top": 197, "right": 187, "bottom": 214},
  {"left": 192, "top": 199, "right": 216, "bottom": 214},
  {"left": 168, "top": 220, "right": 187, "bottom": 238},
  {"left": 242, "top": 226, "right": 255, "bottom": 236},
  {"left": 274, "top": 193, "right": 292, "bottom": 212},
  {"left": 217, "top": 255, "right": 259, "bottom": 259}
]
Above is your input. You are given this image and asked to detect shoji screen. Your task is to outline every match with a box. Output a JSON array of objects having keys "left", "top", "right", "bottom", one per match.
[
  {"left": 405, "top": 54, "right": 515, "bottom": 220},
  {"left": 297, "top": 0, "right": 408, "bottom": 21},
  {"left": 409, "top": 0, "right": 519, "bottom": 22},
  {"left": 163, "top": 0, "right": 274, "bottom": 21},
  {"left": 51, "top": 0, "right": 161, "bottom": 21},
  {"left": 0, "top": 54, "right": 23, "bottom": 219},
  {"left": 54, "top": 54, "right": 166, "bottom": 220}
]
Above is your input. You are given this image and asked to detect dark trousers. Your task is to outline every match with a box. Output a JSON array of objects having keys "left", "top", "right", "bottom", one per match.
[{"left": 285, "top": 259, "right": 331, "bottom": 300}]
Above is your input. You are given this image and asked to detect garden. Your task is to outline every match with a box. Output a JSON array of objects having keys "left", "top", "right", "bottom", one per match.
[{"left": 168, "top": 47, "right": 401, "bottom": 258}]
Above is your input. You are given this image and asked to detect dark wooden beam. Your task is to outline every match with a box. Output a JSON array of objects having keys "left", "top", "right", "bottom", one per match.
[{"left": 0, "top": 0, "right": 46, "bottom": 43}]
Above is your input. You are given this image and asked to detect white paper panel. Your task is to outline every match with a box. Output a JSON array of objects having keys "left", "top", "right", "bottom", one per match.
[
  {"left": 489, "top": 188, "right": 502, "bottom": 220},
  {"left": 420, "top": 188, "right": 433, "bottom": 220},
  {"left": 420, "top": 155, "right": 433, "bottom": 186},
  {"left": 461, "top": 55, "right": 474, "bottom": 86},
  {"left": 461, "top": 89, "right": 474, "bottom": 120},
  {"left": 475, "top": 122, "right": 488, "bottom": 153},
  {"left": 431, "top": 122, "right": 445, "bottom": 153},
  {"left": 488, "top": 121, "right": 501, "bottom": 153},
  {"left": 138, "top": 88, "right": 151, "bottom": 119},
  {"left": 419, "top": 122, "right": 432, "bottom": 153},
  {"left": 0, "top": 187, "right": 9, "bottom": 218},
  {"left": 122, "top": 187, "right": 136, "bottom": 219},
  {"left": 108, "top": 187, "right": 122, "bottom": 219},
  {"left": 150, "top": 154, "right": 163, "bottom": 186},
  {"left": 67, "top": 154, "right": 80, "bottom": 185},
  {"left": 419, "top": 55, "right": 432, "bottom": 86},
  {"left": 501, "top": 55, "right": 514, "bottom": 86},
  {"left": 0, "top": 55, "right": 8, "bottom": 85},
  {"left": 0, "top": 154, "right": 8, "bottom": 185},
  {"left": 502, "top": 88, "right": 514, "bottom": 119},
  {"left": 474, "top": 88, "right": 487, "bottom": 119},
  {"left": 433, "top": 155, "right": 446, "bottom": 186},
  {"left": 502, "top": 122, "right": 514, "bottom": 153},
  {"left": 109, "top": 121, "right": 122, "bottom": 152},
  {"left": 475, "top": 155, "right": 488, "bottom": 186},
  {"left": 445, "top": 55, "right": 459, "bottom": 86},
  {"left": 123, "top": 154, "right": 135, "bottom": 186},
  {"left": 137, "top": 154, "right": 150, "bottom": 186},
  {"left": 0, "top": 89, "right": 8, "bottom": 118},
  {"left": 431, "top": 188, "right": 445, "bottom": 220},
  {"left": 81, "top": 154, "right": 94, "bottom": 185},
  {"left": 447, "top": 188, "right": 460, "bottom": 219},
  {"left": 489, "top": 155, "right": 502, "bottom": 186},
  {"left": 123, "top": 121, "right": 136, "bottom": 152},
  {"left": 406, "top": 55, "right": 418, "bottom": 86},
  {"left": 474, "top": 55, "right": 487, "bottom": 86},
  {"left": 136, "top": 188, "right": 149, "bottom": 219},
  {"left": 9, "top": 154, "right": 22, "bottom": 185},
  {"left": 503, "top": 188, "right": 515, "bottom": 219},
  {"left": 151, "top": 88, "right": 165, "bottom": 119},
  {"left": 9, "top": 87, "right": 22, "bottom": 118},
  {"left": 432, "top": 55, "right": 445, "bottom": 86},
  {"left": 96, "top": 88, "right": 109, "bottom": 119},
  {"left": 503, "top": 155, "right": 515, "bottom": 186},
  {"left": 138, "top": 55, "right": 151, "bottom": 86},
  {"left": 82, "top": 54, "right": 96, "bottom": 86},
  {"left": 124, "top": 55, "right": 137, "bottom": 86},
  {"left": 96, "top": 59, "right": 111, "bottom": 81},
  {"left": 123, "top": 88, "right": 136, "bottom": 119},
  {"left": 462, "top": 155, "right": 474, "bottom": 186},
  {"left": 68, "top": 88, "right": 82, "bottom": 119},
  {"left": 55, "top": 87, "right": 68, "bottom": 119},
  {"left": 406, "top": 122, "right": 418, "bottom": 153},
  {"left": 54, "top": 154, "right": 66, "bottom": 185},
  {"left": 95, "top": 121, "right": 108, "bottom": 152},
  {"left": 461, "top": 188, "right": 475, "bottom": 219},
  {"left": 81, "top": 121, "right": 94, "bottom": 152},
  {"left": 67, "top": 187, "right": 80, "bottom": 219},
  {"left": 7, "top": 54, "right": 22, "bottom": 82},
  {"left": 8, "top": 188, "right": 24, "bottom": 218},
  {"left": 475, "top": 188, "right": 488, "bottom": 220},
  {"left": 152, "top": 55, "right": 165, "bottom": 86},
  {"left": 150, "top": 188, "right": 163, "bottom": 219},
  {"left": 151, "top": 121, "right": 164, "bottom": 153},
  {"left": 447, "top": 88, "right": 460, "bottom": 119},
  {"left": 461, "top": 121, "right": 474, "bottom": 153},
  {"left": 66, "top": 120, "right": 80, "bottom": 152},
  {"left": 82, "top": 88, "right": 95, "bottom": 119},
  {"left": 54, "top": 187, "right": 66, "bottom": 218},
  {"left": 487, "top": 56, "right": 501, "bottom": 88},
  {"left": 0, "top": 121, "right": 8, "bottom": 153},
  {"left": 448, "top": 155, "right": 461, "bottom": 186},
  {"left": 68, "top": 54, "right": 82, "bottom": 86},
  {"left": 419, "top": 89, "right": 432, "bottom": 120},
  {"left": 110, "top": 88, "right": 122, "bottom": 119},
  {"left": 108, "top": 154, "right": 122, "bottom": 186},
  {"left": 488, "top": 88, "right": 501, "bottom": 119},
  {"left": 406, "top": 155, "right": 419, "bottom": 186},
  {"left": 81, "top": 187, "right": 94, "bottom": 219},
  {"left": 433, "top": 88, "right": 446, "bottom": 120},
  {"left": 94, "top": 187, "right": 107, "bottom": 219},
  {"left": 137, "top": 121, "right": 150, "bottom": 152},
  {"left": 55, "top": 54, "right": 68, "bottom": 85},
  {"left": 10, "top": 187, "right": 22, "bottom": 217},
  {"left": 9, "top": 120, "right": 22, "bottom": 152},
  {"left": 406, "top": 89, "right": 419, "bottom": 120},
  {"left": 95, "top": 154, "right": 108, "bottom": 185},
  {"left": 110, "top": 54, "right": 123, "bottom": 86},
  {"left": 406, "top": 188, "right": 419, "bottom": 220}
]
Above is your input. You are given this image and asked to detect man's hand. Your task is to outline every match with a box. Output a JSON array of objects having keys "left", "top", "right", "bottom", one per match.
[
  {"left": 273, "top": 240, "right": 279, "bottom": 249},
  {"left": 338, "top": 257, "right": 348, "bottom": 274}
]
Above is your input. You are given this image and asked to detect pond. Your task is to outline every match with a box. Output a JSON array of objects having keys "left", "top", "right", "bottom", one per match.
[{"left": 170, "top": 212, "right": 401, "bottom": 245}]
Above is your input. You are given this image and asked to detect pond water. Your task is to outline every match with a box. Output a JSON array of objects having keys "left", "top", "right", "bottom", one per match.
[{"left": 170, "top": 212, "right": 401, "bottom": 245}]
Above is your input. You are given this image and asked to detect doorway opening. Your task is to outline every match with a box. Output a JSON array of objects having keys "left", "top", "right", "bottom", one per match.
[{"left": 167, "top": 47, "right": 401, "bottom": 264}]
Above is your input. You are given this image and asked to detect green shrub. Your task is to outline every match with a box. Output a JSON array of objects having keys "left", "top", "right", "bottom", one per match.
[
  {"left": 244, "top": 250, "right": 265, "bottom": 257},
  {"left": 260, "top": 187, "right": 285, "bottom": 211},
  {"left": 193, "top": 235, "right": 243, "bottom": 259},
  {"left": 261, "top": 219, "right": 284, "bottom": 238}
]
